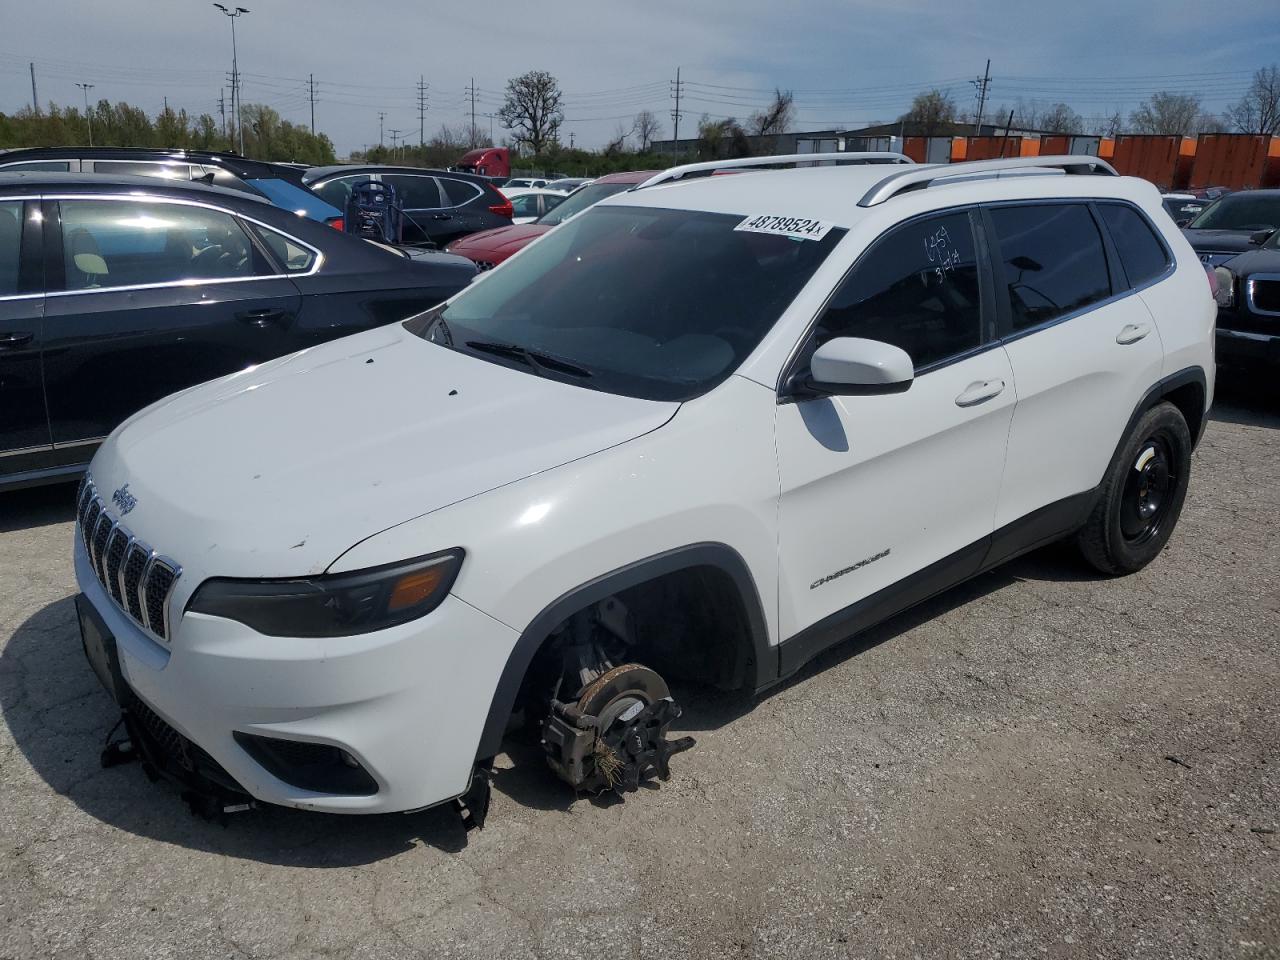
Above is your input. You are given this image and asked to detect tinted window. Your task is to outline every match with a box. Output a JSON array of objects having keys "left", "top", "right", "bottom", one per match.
[
  {"left": 1100, "top": 204, "right": 1169, "bottom": 288},
  {"left": 989, "top": 204, "right": 1111, "bottom": 333},
  {"left": 412, "top": 205, "right": 846, "bottom": 401},
  {"left": 59, "top": 200, "right": 266, "bottom": 291},
  {"left": 244, "top": 177, "right": 341, "bottom": 221},
  {"left": 439, "top": 177, "right": 481, "bottom": 206},
  {"left": 91, "top": 160, "right": 194, "bottom": 180},
  {"left": 0, "top": 201, "right": 21, "bottom": 295},
  {"left": 247, "top": 223, "right": 317, "bottom": 273},
  {"left": 0, "top": 160, "right": 71, "bottom": 172},
  {"left": 312, "top": 176, "right": 361, "bottom": 210},
  {"left": 1188, "top": 193, "right": 1280, "bottom": 231},
  {"left": 816, "top": 211, "right": 982, "bottom": 369},
  {"left": 537, "top": 181, "right": 631, "bottom": 225},
  {"left": 383, "top": 174, "right": 441, "bottom": 209}
]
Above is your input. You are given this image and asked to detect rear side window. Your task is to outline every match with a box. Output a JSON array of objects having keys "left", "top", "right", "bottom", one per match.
[
  {"left": 0, "top": 160, "right": 71, "bottom": 172},
  {"left": 509, "top": 194, "right": 540, "bottom": 218},
  {"left": 312, "top": 176, "right": 362, "bottom": 210},
  {"left": 0, "top": 201, "right": 21, "bottom": 295},
  {"left": 58, "top": 199, "right": 267, "bottom": 290},
  {"left": 90, "top": 160, "right": 195, "bottom": 181},
  {"left": 815, "top": 211, "right": 983, "bottom": 370},
  {"left": 989, "top": 204, "right": 1111, "bottom": 333},
  {"left": 439, "top": 177, "right": 481, "bottom": 206},
  {"left": 1099, "top": 203, "right": 1170, "bottom": 288},
  {"left": 246, "top": 223, "right": 317, "bottom": 273},
  {"left": 383, "top": 174, "right": 441, "bottom": 209}
]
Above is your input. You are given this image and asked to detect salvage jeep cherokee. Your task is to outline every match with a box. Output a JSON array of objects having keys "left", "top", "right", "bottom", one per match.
[{"left": 73, "top": 154, "right": 1215, "bottom": 826}]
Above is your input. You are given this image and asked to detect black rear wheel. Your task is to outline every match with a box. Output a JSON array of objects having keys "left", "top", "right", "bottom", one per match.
[{"left": 1077, "top": 401, "right": 1192, "bottom": 575}]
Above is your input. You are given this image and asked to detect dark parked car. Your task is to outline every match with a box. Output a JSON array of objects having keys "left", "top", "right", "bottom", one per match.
[
  {"left": 0, "top": 172, "right": 475, "bottom": 490},
  {"left": 302, "top": 165, "right": 513, "bottom": 248},
  {"left": 1211, "top": 230, "right": 1280, "bottom": 368},
  {"left": 1181, "top": 189, "right": 1280, "bottom": 267},
  {"left": 0, "top": 146, "right": 344, "bottom": 226}
]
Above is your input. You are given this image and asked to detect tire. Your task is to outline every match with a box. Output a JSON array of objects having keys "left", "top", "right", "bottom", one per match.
[{"left": 1076, "top": 401, "right": 1192, "bottom": 576}]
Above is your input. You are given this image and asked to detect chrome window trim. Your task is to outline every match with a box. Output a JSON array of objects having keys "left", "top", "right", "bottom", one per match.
[
  {"left": 53, "top": 436, "right": 107, "bottom": 450},
  {"left": 1245, "top": 273, "right": 1280, "bottom": 317},
  {"left": 0, "top": 443, "right": 54, "bottom": 459},
  {"left": 430, "top": 175, "right": 483, "bottom": 210},
  {"left": 14, "top": 192, "right": 325, "bottom": 300}
]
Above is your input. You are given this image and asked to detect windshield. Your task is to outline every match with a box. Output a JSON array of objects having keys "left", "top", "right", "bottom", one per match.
[
  {"left": 405, "top": 204, "right": 846, "bottom": 401},
  {"left": 1163, "top": 197, "right": 1206, "bottom": 220},
  {"left": 246, "top": 177, "right": 342, "bottom": 221},
  {"left": 1188, "top": 194, "right": 1280, "bottom": 232},
  {"left": 536, "top": 182, "right": 628, "bottom": 225}
]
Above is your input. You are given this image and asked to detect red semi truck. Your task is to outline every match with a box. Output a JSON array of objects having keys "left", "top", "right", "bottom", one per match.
[{"left": 454, "top": 147, "right": 511, "bottom": 179}]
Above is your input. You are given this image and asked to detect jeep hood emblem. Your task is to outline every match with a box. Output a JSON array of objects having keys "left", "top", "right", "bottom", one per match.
[{"left": 111, "top": 484, "right": 138, "bottom": 516}]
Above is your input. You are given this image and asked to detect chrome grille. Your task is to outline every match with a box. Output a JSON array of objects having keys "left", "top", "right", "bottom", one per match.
[{"left": 77, "top": 477, "right": 182, "bottom": 642}]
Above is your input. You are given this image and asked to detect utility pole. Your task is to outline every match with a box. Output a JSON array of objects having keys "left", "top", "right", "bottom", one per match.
[
  {"left": 481, "top": 111, "right": 496, "bottom": 144},
  {"left": 309, "top": 73, "right": 317, "bottom": 134},
  {"left": 378, "top": 111, "right": 386, "bottom": 147},
  {"left": 76, "top": 82, "right": 95, "bottom": 145},
  {"left": 389, "top": 128, "right": 403, "bottom": 160},
  {"left": 218, "top": 88, "right": 227, "bottom": 139},
  {"left": 569, "top": 131, "right": 575, "bottom": 149},
  {"left": 669, "top": 67, "right": 684, "bottom": 158},
  {"left": 213, "top": 4, "right": 250, "bottom": 154},
  {"left": 466, "top": 77, "right": 478, "bottom": 148},
  {"left": 163, "top": 95, "right": 169, "bottom": 115},
  {"left": 971, "top": 58, "right": 992, "bottom": 132},
  {"left": 29, "top": 62, "right": 39, "bottom": 113},
  {"left": 416, "top": 76, "right": 429, "bottom": 146}
]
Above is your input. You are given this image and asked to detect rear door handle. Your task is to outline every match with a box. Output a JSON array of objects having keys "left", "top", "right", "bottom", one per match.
[
  {"left": 1116, "top": 322, "right": 1152, "bottom": 345},
  {"left": 955, "top": 378, "right": 1006, "bottom": 407},
  {"left": 236, "top": 308, "right": 286, "bottom": 327},
  {"left": 0, "top": 331, "right": 34, "bottom": 350}
]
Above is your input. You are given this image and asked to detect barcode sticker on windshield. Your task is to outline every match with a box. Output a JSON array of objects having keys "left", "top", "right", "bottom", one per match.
[{"left": 734, "top": 214, "right": 834, "bottom": 241}]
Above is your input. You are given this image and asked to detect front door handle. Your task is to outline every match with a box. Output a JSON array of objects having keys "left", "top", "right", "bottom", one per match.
[
  {"left": 955, "top": 378, "right": 1006, "bottom": 407},
  {"left": 1116, "top": 322, "right": 1152, "bottom": 345},
  {"left": 236, "top": 308, "right": 286, "bottom": 327},
  {"left": 0, "top": 331, "right": 34, "bottom": 350}
]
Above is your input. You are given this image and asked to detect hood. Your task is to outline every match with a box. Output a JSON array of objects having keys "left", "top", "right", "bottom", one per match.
[
  {"left": 1219, "top": 245, "right": 1280, "bottom": 274},
  {"left": 1182, "top": 228, "right": 1262, "bottom": 266},
  {"left": 90, "top": 324, "right": 677, "bottom": 579},
  {"left": 448, "top": 224, "right": 549, "bottom": 261}
]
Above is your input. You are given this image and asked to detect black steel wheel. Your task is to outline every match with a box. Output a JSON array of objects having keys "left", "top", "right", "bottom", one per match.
[{"left": 1077, "top": 401, "right": 1192, "bottom": 575}]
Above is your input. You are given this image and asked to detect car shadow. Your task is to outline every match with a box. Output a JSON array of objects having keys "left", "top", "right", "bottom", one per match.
[
  {"left": 1, "top": 596, "right": 472, "bottom": 864},
  {"left": 1210, "top": 368, "right": 1279, "bottom": 428},
  {"left": 0, "top": 480, "right": 79, "bottom": 534}
]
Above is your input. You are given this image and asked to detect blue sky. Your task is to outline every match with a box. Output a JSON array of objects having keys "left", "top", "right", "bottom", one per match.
[{"left": 3, "top": 0, "right": 1278, "bottom": 155}]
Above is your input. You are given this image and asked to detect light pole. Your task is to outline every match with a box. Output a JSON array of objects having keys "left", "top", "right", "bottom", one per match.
[
  {"left": 75, "top": 82, "right": 95, "bottom": 146},
  {"left": 213, "top": 4, "right": 249, "bottom": 154}
]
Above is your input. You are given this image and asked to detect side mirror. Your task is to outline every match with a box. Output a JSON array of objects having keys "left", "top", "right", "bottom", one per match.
[
  {"left": 1248, "top": 229, "right": 1274, "bottom": 246},
  {"left": 801, "top": 337, "right": 915, "bottom": 397}
]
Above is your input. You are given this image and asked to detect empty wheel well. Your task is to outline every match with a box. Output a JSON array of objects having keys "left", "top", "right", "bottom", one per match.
[{"left": 1162, "top": 379, "right": 1206, "bottom": 447}]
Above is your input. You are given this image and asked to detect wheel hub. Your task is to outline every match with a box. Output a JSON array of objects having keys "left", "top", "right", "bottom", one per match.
[{"left": 1121, "top": 438, "right": 1174, "bottom": 543}]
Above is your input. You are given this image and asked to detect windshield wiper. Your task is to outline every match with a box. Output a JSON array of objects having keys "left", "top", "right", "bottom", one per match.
[{"left": 465, "top": 339, "right": 593, "bottom": 378}]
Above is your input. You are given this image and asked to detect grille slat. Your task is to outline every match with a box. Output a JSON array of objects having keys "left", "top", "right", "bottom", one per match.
[{"left": 76, "top": 479, "right": 182, "bottom": 642}]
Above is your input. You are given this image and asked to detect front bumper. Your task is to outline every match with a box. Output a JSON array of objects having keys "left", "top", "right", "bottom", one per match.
[
  {"left": 74, "top": 534, "right": 519, "bottom": 814},
  {"left": 1217, "top": 326, "right": 1280, "bottom": 367}
]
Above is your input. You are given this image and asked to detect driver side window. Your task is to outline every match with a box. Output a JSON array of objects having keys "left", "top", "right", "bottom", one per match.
[{"left": 815, "top": 210, "right": 983, "bottom": 371}]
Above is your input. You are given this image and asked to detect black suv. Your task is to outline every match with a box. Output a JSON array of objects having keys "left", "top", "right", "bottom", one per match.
[
  {"left": 1212, "top": 230, "right": 1280, "bottom": 368},
  {"left": 1181, "top": 189, "right": 1280, "bottom": 268},
  {"left": 0, "top": 171, "right": 475, "bottom": 490},
  {"left": 303, "top": 165, "right": 514, "bottom": 247},
  {"left": 0, "top": 147, "right": 342, "bottom": 225}
]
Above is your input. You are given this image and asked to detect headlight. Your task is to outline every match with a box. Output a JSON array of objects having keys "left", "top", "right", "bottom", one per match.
[
  {"left": 187, "top": 549, "right": 464, "bottom": 637},
  {"left": 1213, "top": 266, "right": 1235, "bottom": 308}
]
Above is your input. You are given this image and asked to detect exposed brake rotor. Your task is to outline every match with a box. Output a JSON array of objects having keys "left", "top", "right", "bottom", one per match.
[{"left": 542, "top": 663, "right": 695, "bottom": 794}]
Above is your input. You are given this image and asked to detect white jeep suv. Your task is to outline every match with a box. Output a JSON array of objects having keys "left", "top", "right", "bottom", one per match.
[{"left": 73, "top": 154, "right": 1215, "bottom": 824}]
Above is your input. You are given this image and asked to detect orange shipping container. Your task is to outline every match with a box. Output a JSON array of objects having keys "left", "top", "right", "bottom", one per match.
[
  {"left": 1110, "top": 135, "right": 1183, "bottom": 190},
  {"left": 1190, "top": 134, "right": 1273, "bottom": 190},
  {"left": 962, "top": 136, "right": 1038, "bottom": 161}
]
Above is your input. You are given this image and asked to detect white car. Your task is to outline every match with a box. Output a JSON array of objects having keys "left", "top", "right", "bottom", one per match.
[
  {"left": 543, "top": 177, "right": 592, "bottom": 194},
  {"left": 73, "top": 153, "right": 1214, "bottom": 826},
  {"left": 501, "top": 187, "right": 567, "bottom": 224},
  {"left": 501, "top": 177, "right": 548, "bottom": 191}
]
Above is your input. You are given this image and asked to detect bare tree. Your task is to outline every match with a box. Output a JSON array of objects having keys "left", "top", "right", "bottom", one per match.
[
  {"left": 1129, "top": 92, "right": 1201, "bottom": 136},
  {"left": 498, "top": 70, "right": 564, "bottom": 155},
  {"left": 1224, "top": 65, "right": 1280, "bottom": 135},
  {"left": 899, "top": 89, "right": 957, "bottom": 138},
  {"left": 1039, "top": 103, "right": 1084, "bottom": 134},
  {"left": 748, "top": 88, "right": 795, "bottom": 137},
  {"left": 604, "top": 121, "right": 629, "bottom": 156},
  {"left": 633, "top": 109, "right": 661, "bottom": 152}
]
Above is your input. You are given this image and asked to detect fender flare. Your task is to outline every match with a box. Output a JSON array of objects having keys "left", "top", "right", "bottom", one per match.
[
  {"left": 474, "top": 542, "right": 776, "bottom": 760},
  {"left": 1119, "top": 365, "right": 1209, "bottom": 456}
]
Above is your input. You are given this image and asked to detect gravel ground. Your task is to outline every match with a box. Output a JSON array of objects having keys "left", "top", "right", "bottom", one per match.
[{"left": 1, "top": 378, "right": 1277, "bottom": 960}]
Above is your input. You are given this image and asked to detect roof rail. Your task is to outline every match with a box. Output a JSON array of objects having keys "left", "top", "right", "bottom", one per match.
[
  {"left": 857, "top": 154, "right": 1118, "bottom": 207},
  {"left": 633, "top": 151, "right": 913, "bottom": 191}
]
